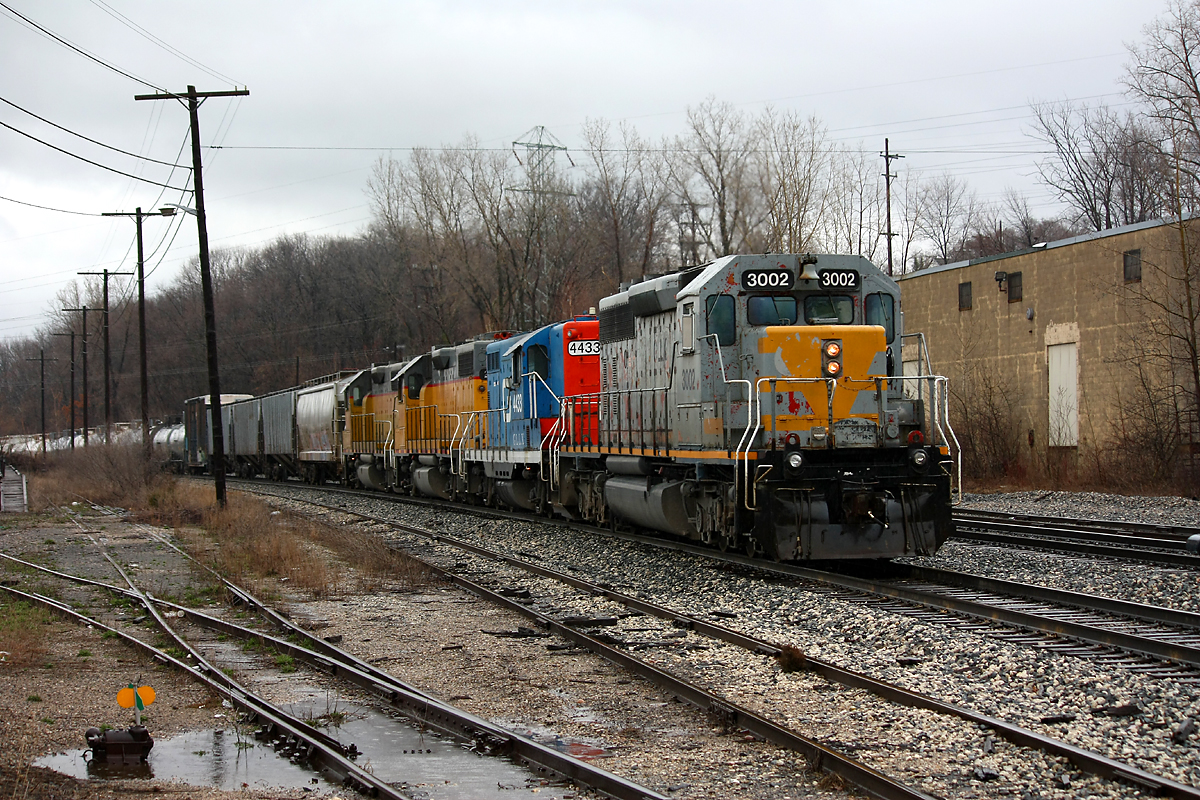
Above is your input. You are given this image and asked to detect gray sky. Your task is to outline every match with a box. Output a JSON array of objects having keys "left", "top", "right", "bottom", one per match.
[{"left": 0, "top": 0, "right": 1158, "bottom": 341}]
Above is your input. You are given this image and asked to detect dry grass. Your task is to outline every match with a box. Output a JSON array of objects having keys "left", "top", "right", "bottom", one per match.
[
  {"left": 25, "top": 451, "right": 434, "bottom": 600},
  {"left": 0, "top": 599, "right": 53, "bottom": 667},
  {"left": 177, "top": 494, "right": 435, "bottom": 599},
  {"left": 776, "top": 644, "right": 808, "bottom": 673},
  {"left": 25, "top": 445, "right": 164, "bottom": 512}
]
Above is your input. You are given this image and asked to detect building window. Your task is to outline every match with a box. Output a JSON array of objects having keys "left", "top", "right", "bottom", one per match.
[
  {"left": 1124, "top": 249, "right": 1142, "bottom": 283},
  {"left": 958, "top": 282, "right": 972, "bottom": 311},
  {"left": 1007, "top": 271, "right": 1023, "bottom": 302}
]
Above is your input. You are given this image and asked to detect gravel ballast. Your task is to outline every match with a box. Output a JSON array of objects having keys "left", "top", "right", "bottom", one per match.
[{"left": 250, "top": 483, "right": 1200, "bottom": 800}]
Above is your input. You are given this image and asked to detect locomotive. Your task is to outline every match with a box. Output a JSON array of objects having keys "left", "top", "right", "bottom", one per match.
[{"left": 185, "top": 253, "right": 958, "bottom": 561}]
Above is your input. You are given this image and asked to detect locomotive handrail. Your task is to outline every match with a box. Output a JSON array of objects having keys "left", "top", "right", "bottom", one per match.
[
  {"left": 745, "top": 376, "right": 837, "bottom": 510},
  {"left": 542, "top": 412, "right": 567, "bottom": 488},
  {"left": 445, "top": 412, "right": 464, "bottom": 466},
  {"left": 935, "top": 376, "right": 962, "bottom": 503},
  {"left": 520, "top": 369, "right": 563, "bottom": 475},
  {"left": 899, "top": 332, "right": 933, "bottom": 404},
  {"left": 856, "top": 373, "right": 963, "bottom": 504},
  {"left": 453, "top": 411, "right": 479, "bottom": 478}
]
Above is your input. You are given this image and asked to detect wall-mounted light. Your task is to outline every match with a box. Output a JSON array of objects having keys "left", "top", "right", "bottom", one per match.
[
  {"left": 995, "top": 271, "right": 1007, "bottom": 291},
  {"left": 1026, "top": 307, "right": 1034, "bottom": 321}
]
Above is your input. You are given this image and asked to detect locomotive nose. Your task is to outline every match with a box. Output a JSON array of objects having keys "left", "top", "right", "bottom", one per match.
[{"left": 842, "top": 490, "right": 888, "bottom": 525}]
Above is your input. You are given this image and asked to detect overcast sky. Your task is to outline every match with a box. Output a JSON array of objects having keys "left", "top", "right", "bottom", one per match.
[{"left": 0, "top": 0, "right": 1160, "bottom": 342}]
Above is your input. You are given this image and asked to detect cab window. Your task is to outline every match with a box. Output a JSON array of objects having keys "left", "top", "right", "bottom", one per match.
[
  {"left": 705, "top": 294, "right": 736, "bottom": 346},
  {"left": 804, "top": 295, "right": 854, "bottom": 324},
  {"left": 747, "top": 296, "right": 797, "bottom": 326},
  {"left": 527, "top": 344, "right": 550, "bottom": 380},
  {"left": 864, "top": 293, "right": 895, "bottom": 343}
]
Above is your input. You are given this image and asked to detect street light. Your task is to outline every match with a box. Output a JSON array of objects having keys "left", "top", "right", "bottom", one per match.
[{"left": 101, "top": 206, "right": 176, "bottom": 459}]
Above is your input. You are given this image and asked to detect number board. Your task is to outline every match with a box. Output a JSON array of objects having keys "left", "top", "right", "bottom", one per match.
[
  {"left": 567, "top": 340, "right": 600, "bottom": 356},
  {"left": 740, "top": 269, "right": 795, "bottom": 290},
  {"left": 817, "top": 269, "right": 859, "bottom": 290}
]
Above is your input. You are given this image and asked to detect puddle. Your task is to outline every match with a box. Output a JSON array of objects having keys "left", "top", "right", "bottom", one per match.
[
  {"left": 493, "top": 719, "right": 614, "bottom": 760},
  {"left": 38, "top": 695, "right": 585, "bottom": 798},
  {"left": 36, "top": 728, "right": 319, "bottom": 792}
]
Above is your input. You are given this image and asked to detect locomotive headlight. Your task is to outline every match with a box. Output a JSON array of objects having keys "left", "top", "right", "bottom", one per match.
[
  {"left": 821, "top": 339, "right": 843, "bottom": 378},
  {"left": 910, "top": 449, "right": 929, "bottom": 468},
  {"left": 786, "top": 452, "right": 804, "bottom": 470}
]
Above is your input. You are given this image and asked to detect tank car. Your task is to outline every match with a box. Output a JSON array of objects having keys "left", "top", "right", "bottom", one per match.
[{"left": 553, "top": 253, "right": 957, "bottom": 560}]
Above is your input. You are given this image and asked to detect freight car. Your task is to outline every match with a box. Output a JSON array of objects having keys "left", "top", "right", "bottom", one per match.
[{"left": 202, "top": 252, "right": 958, "bottom": 562}]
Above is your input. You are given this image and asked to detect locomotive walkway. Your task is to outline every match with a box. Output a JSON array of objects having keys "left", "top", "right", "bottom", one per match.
[{"left": 0, "top": 467, "right": 26, "bottom": 512}]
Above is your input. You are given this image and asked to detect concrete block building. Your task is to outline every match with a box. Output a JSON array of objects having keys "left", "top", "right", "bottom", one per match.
[{"left": 897, "top": 218, "right": 1198, "bottom": 482}]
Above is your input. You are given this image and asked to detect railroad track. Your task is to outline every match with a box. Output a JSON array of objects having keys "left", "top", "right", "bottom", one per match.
[
  {"left": 1, "top": 505, "right": 669, "bottom": 800},
  {"left": 230, "top": 478, "right": 1200, "bottom": 677},
  {"left": 225, "top": 477, "right": 1200, "bottom": 800},
  {"left": 951, "top": 508, "right": 1200, "bottom": 566}
]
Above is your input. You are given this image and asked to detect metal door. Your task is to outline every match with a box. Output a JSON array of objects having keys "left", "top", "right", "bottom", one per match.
[{"left": 1047, "top": 342, "right": 1078, "bottom": 447}]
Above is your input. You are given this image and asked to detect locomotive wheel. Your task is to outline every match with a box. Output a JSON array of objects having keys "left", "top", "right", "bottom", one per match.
[
  {"left": 717, "top": 534, "right": 735, "bottom": 553},
  {"left": 744, "top": 537, "right": 760, "bottom": 559}
]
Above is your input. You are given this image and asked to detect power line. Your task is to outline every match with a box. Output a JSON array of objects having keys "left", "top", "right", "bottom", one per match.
[
  {"left": 85, "top": 0, "right": 241, "bottom": 86},
  {"left": 0, "top": 95, "right": 188, "bottom": 168},
  {"left": 0, "top": 1, "right": 164, "bottom": 91},
  {"left": 0, "top": 120, "right": 188, "bottom": 190},
  {"left": 0, "top": 193, "right": 105, "bottom": 216}
]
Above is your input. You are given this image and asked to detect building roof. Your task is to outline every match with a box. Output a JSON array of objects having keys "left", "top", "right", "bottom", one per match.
[{"left": 896, "top": 215, "right": 1187, "bottom": 281}]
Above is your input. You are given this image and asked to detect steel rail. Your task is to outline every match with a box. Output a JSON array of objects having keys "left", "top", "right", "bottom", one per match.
[
  {"left": 0, "top": 549, "right": 666, "bottom": 800},
  {"left": 218, "top": 488, "right": 1200, "bottom": 800},
  {"left": 227, "top": 480, "right": 1200, "bottom": 665},
  {"left": 956, "top": 517, "right": 1188, "bottom": 549},
  {"left": 0, "top": 583, "right": 408, "bottom": 799},
  {"left": 317, "top": 508, "right": 1200, "bottom": 800},
  {"left": 409, "top": 547, "right": 940, "bottom": 800},
  {"left": 951, "top": 522, "right": 1200, "bottom": 567},
  {"left": 897, "top": 563, "right": 1200, "bottom": 631},
  {"left": 1, "top": 545, "right": 927, "bottom": 800},
  {"left": 953, "top": 508, "right": 1200, "bottom": 540},
  {"left": 75, "top": 523, "right": 413, "bottom": 799}
]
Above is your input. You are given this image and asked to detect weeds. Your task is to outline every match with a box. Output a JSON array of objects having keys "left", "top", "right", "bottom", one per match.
[
  {"left": 776, "top": 644, "right": 808, "bottom": 673},
  {"left": 0, "top": 600, "right": 53, "bottom": 666},
  {"left": 28, "top": 451, "right": 434, "bottom": 602}
]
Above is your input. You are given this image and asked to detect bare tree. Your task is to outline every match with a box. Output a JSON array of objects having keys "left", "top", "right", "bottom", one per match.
[
  {"left": 917, "top": 173, "right": 978, "bottom": 264},
  {"left": 672, "top": 97, "right": 759, "bottom": 259},
  {"left": 1126, "top": 0, "right": 1200, "bottom": 208},
  {"left": 1123, "top": 2, "right": 1200, "bottom": 477},
  {"left": 1031, "top": 101, "right": 1165, "bottom": 231},
  {"left": 754, "top": 108, "right": 832, "bottom": 253},
  {"left": 580, "top": 119, "right": 672, "bottom": 288},
  {"left": 893, "top": 166, "right": 924, "bottom": 273},
  {"left": 824, "top": 147, "right": 884, "bottom": 261}
]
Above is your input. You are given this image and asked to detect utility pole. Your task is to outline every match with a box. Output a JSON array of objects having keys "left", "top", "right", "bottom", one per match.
[
  {"left": 136, "top": 84, "right": 249, "bottom": 507},
  {"left": 880, "top": 138, "right": 904, "bottom": 277},
  {"left": 78, "top": 268, "right": 132, "bottom": 443},
  {"left": 63, "top": 306, "right": 90, "bottom": 445},
  {"left": 51, "top": 332, "right": 75, "bottom": 449},
  {"left": 25, "top": 350, "right": 57, "bottom": 456},
  {"left": 103, "top": 206, "right": 176, "bottom": 460}
]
